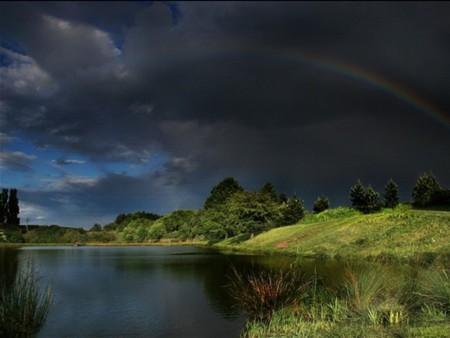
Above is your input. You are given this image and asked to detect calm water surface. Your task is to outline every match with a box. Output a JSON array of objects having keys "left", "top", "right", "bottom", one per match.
[{"left": 4, "top": 246, "right": 297, "bottom": 338}]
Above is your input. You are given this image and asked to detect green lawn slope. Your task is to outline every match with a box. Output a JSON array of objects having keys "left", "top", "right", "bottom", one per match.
[{"left": 215, "top": 205, "right": 450, "bottom": 261}]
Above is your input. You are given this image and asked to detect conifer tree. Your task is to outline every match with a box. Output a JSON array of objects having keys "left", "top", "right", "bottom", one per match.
[
  {"left": 313, "top": 195, "right": 330, "bottom": 214},
  {"left": 349, "top": 180, "right": 366, "bottom": 211},
  {"left": 412, "top": 172, "right": 441, "bottom": 207},
  {"left": 364, "top": 185, "right": 382, "bottom": 213},
  {"left": 383, "top": 179, "right": 400, "bottom": 208}
]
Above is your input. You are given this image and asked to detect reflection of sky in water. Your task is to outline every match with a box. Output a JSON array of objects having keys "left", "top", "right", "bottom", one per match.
[{"left": 17, "top": 246, "right": 251, "bottom": 338}]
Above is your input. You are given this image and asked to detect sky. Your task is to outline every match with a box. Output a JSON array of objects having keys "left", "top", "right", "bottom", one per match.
[{"left": 1, "top": 1, "right": 449, "bottom": 228}]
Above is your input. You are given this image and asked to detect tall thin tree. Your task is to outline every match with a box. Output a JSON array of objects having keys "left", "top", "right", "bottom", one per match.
[
  {"left": 0, "top": 188, "right": 8, "bottom": 225},
  {"left": 7, "top": 188, "right": 20, "bottom": 227}
]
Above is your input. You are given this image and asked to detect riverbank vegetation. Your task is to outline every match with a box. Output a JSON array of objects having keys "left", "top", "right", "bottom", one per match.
[
  {"left": 228, "top": 261, "right": 450, "bottom": 337},
  {"left": 0, "top": 260, "right": 53, "bottom": 338},
  {"left": 1, "top": 173, "right": 449, "bottom": 263}
]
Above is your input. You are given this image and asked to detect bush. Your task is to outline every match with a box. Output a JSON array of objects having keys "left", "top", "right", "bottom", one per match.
[{"left": 226, "top": 264, "right": 309, "bottom": 321}]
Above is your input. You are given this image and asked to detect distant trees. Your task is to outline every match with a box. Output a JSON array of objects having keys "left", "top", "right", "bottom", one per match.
[
  {"left": 89, "top": 223, "right": 102, "bottom": 232},
  {"left": 279, "top": 196, "right": 305, "bottom": 226},
  {"left": 204, "top": 177, "right": 244, "bottom": 209},
  {"left": 412, "top": 172, "right": 450, "bottom": 207},
  {"left": 0, "top": 189, "right": 8, "bottom": 225},
  {"left": 313, "top": 195, "right": 330, "bottom": 214},
  {"left": 383, "top": 179, "right": 400, "bottom": 208},
  {"left": 349, "top": 180, "right": 381, "bottom": 214},
  {"left": 0, "top": 188, "right": 20, "bottom": 227},
  {"left": 412, "top": 172, "right": 440, "bottom": 207}
]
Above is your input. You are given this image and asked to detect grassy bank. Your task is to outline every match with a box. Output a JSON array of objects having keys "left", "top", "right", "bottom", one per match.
[
  {"left": 215, "top": 205, "right": 450, "bottom": 262},
  {"left": 218, "top": 205, "right": 450, "bottom": 337},
  {"left": 228, "top": 261, "right": 450, "bottom": 338}
]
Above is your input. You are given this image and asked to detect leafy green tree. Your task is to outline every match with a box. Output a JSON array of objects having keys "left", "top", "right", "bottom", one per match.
[
  {"left": 204, "top": 177, "right": 244, "bottom": 209},
  {"left": 279, "top": 197, "right": 305, "bottom": 225},
  {"left": 7, "top": 189, "right": 20, "bottom": 227},
  {"left": 313, "top": 195, "right": 330, "bottom": 214},
  {"left": 349, "top": 180, "right": 366, "bottom": 211},
  {"left": 383, "top": 179, "right": 400, "bottom": 208},
  {"left": 227, "top": 191, "right": 282, "bottom": 236},
  {"left": 0, "top": 188, "right": 8, "bottom": 225},
  {"left": 364, "top": 185, "right": 382, "bottom": 213},
  {"left": 412, "top": 172, "right": 441, "bottom": 207},
  {"left": 89, "top": 223, "right": 102, "bottom": 232}
]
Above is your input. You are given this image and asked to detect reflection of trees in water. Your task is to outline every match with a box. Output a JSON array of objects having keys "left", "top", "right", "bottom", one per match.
[
  {"left": 112, "top": 249, "right": 297, "bottom": 319},
  {"left": 0, "top": 248, "right": 19, "bottom": 291}
]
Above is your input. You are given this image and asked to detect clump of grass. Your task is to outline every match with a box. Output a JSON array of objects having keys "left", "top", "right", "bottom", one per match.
[
  {"left": 0, "top": 260, "right": 53, "bottom": 338},
  {"left": 417, "top": 268, "right": 450, "bottom": 315},
  {"left": 226, "top": 264, "right": 309, "bottom": 321},
  {"left": 344, "top": 266, "right": 387, "bottom": 314}
]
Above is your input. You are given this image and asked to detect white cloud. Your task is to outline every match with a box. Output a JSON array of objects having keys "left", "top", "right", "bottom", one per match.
[
  {"left": 34, "top": 15, "right": 120, "bottom": 77},
  {"left": 0, "top": 47, "right": 56, "bottom": 98},
  {"left": 41, "top": 175, "right": 98, "bottom": 192}
]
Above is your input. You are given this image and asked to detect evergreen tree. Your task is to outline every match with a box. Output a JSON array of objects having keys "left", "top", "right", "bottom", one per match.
[
  {"left": 7, "top": 188, "right": 20, "bottom": 227},
  {"left": 383, "top": 179, "right": 400, "bottom": 208},
  {"left": 260, "top": 182, "right": 278, "bottom": 202},
  {"left": 364, "top": 185, "right": 382, "bottom": 213},
  {"left": 204, "top": 177, "right": 244, "bottom": 209},
  {"left": 280, "top": 197, "right": 305, "bottom": 225},
  {"left": 0, "top": 188, "right": 8, "bottom": 225},
  {"left": 349, "top": 180, "right": 366, "bottom": 211},
  {"left": 313, "top": 195, "right": 330, "bottom": 214},
  {"left": 412, "top": 172, "right": 441, "bottom": 207}
]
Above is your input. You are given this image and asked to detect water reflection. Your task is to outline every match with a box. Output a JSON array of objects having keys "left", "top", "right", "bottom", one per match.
[
  {"left": 0, "top": 247, "right": 19, "bottom": 291},
  {"left": 6, "top": 246, "right": 412, "bottom": 338}
]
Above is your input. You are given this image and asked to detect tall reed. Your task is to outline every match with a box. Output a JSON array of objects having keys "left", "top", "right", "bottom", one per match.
[
  {"left": 226, "top": 263, "right": 309, "bottom": 321},
  {"left": 0, "top": 260, "right": 53, "bottom": 338}
]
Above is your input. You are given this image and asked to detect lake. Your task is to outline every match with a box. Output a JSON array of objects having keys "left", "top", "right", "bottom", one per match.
[{"left": 1, "top": 246, "right": 300, "bottom": 338}]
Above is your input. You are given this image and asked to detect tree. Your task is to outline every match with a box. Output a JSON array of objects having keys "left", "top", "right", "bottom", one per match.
[
  {"left": 349, "top": 181, "right": 381, "bottom": 214},
  {"left": 0, "top": 188, "right": 8, "bottom": 225},
  {"left": 260, "top": 182, "right": 279, "bottom": 202},
  {"left": 349, "top": 180, "right": 366, "bottom": 211},
  {"left": 412, "top": 172, "right": 441, "bottom": 207},
  {"left": 383, "top": 179, "right": 399, "bottom": 208},
  {"left": 89, "top": 223, "right": 102, "bottom": 232},
  {"left": 279, "top": 197, "right": 305, "bottom": 225},
  {"left": 364, "top": 185, "right": 382, "bottom": 213},
  {"left": 204, "top": 177, "right": 244, "bottom": 209},
  {"left": 226, "top": 191, "right": 282, "bottom": 236},
  {"left": 6, "top": 189, "right": 20, "bottom": 227},
  {"left": 313, "top": 195, "right": 330, "bottom": 214}
]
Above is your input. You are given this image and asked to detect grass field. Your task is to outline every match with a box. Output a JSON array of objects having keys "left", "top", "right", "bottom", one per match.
[{"left": 215, "top": 204, "right": 450, "bottom": 262}]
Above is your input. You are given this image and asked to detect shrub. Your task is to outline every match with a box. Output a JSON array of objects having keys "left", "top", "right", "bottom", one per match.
[{"left": 226, "top": 264, "right": 309, "bottom": 321}]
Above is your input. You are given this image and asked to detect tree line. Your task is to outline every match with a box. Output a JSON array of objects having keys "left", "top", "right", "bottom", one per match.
[
  {"left": 98, "top": 171, "right": 449, "bottom": 243},
  {"left": 1, "top": 171, "right": 449, "bottom": 244},
  {"left": 349, "top": 172, "right": 450, "bottom": 214}
]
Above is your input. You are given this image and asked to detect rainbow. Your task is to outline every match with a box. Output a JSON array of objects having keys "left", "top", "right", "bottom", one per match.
[
  {"left": 181, "top": 45, "right": 450, "bottom": 131},
  {"left": 294, "top": 51, "right": 450, "bottom": 131}
]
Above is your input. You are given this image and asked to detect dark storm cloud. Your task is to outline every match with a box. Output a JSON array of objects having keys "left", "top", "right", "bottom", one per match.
[{"left": 1, "top": 2, "right": 450, "bottom": 224}]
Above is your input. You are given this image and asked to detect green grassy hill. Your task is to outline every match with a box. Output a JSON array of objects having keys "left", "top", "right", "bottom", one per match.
[{"left": 215, "top": 205, "right": 450, "bottom": 261}]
